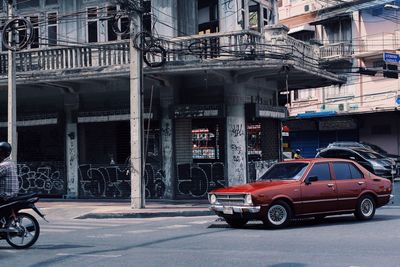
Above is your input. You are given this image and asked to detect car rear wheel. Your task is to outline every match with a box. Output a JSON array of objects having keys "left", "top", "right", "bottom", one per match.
[
  {"left": 263, "top": 200, "right": 291, "bottom": 229},
  {"left": 355, "top": 195, "right": 376, "bottom": 221},
  {"left": 224, "top": 217, "right": 248, "bottom": 228}
]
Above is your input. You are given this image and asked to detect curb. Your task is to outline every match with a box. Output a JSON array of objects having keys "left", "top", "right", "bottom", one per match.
[{"left": 76, "top": 210, "right": 214, "bottom": 219}]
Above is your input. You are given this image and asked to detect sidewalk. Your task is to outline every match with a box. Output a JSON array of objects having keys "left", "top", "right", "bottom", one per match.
[{"left": 37, "top": 199, "right": 213, "bottom": 219}]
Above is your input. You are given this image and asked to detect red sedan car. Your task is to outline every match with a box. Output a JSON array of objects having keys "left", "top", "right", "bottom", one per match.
[{"left": 209, "top": 158, "right": 393, "bottom": 228}]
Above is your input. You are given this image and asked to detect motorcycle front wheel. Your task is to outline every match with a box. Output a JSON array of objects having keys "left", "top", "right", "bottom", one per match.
[{"left": 6, "top": 212, "right": 40, "bottom": 249}]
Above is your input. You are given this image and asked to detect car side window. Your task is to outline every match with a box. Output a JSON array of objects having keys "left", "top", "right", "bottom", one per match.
[
  {"left": 349, "top": 163, "right": 364, "bottom": 179},
  {"left": 333, "top": 163, "right": 352, "bottom": 180},
  {"left": 307, "top": 163, "right": 331, "bottom": 181}
]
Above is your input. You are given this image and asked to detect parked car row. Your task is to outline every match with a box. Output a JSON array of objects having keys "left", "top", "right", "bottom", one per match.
[{"left": 316, "top": 142, "right": 399, "bottom": 181}]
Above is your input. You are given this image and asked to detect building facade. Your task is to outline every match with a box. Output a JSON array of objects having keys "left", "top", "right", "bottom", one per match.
[
  {"left": 0, "top": 0, "right": 341, "bottom": 199},
  {"left": 279, "top": 0, "right": 400, "bottom": 157}
]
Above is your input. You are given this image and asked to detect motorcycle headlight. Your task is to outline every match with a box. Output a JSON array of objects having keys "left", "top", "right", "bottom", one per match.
[
  {"left": 245, "top": 194, "right": 253, "bottom": 205},
  {"left": 209, "top": 194, "right": 217, "bottom": 204}
]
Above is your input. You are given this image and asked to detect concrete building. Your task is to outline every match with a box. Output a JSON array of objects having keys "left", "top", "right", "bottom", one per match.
[
  {"left": 0, "top": 0, "right": 341, "bottom": 199},
  {"left": 279, "top": 0, "right": 400, "bottom": 158}
]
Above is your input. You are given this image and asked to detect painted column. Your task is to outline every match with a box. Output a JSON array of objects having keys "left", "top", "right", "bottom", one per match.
[
  {"left": 160, "top": 86, "right": 175, "bottom": 199},
  {"left": 66, "top": 109, "right": 78, "bottom": 198},
  {"left": 225, "top": 79, "right": 247, "bottom": 186}
]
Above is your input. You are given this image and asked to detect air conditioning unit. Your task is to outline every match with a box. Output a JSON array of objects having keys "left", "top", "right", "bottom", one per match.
[{"left": 338, "top": 103, "right": 347, "bottom": 112}]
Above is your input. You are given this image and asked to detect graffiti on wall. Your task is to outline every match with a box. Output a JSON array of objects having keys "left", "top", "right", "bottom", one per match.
[
  {"left": 228, "top": 119, "right": 246, "bottom": 185},
  {"left": 18, "top": 162, "right": 66, "bottom": 196},
  {"left": 78, "top": 163, "right": 166, "bottom": 199},
  {"left": 176, "top": 162, "right": 226, "bottom": 198}
]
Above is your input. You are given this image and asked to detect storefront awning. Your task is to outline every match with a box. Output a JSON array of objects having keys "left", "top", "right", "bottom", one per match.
[{"left": 288, "top": 25, "right": 315, "bottom": 35}]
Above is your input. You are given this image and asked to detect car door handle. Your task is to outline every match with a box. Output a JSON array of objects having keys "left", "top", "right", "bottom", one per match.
[
  {"left": 327, "top": 184, "right": 335, "bottom": 187},
  {"left": 358, "top": 181, "right": 365, "bottom": 185}
]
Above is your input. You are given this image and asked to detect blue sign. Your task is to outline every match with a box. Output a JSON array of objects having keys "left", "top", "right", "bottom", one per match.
[
  {"left": 384, "top": 52, "right": 400, "bottom": 64},
  {"left": 396, "top": 96, "right": 400, "bottom": 106}
]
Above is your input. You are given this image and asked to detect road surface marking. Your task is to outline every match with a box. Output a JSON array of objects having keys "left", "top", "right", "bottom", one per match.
[
  {"left": 127, "top": 229, "right": 156, "bottom": 234},
  {"left": 188, "top": 220, "right": 212, "bottom": 225},
  {"left": 40, "top": 229, "right": 74, "bottom": 233},
  {"left": 87, "top": 234, "right": 123, "bottom": 238},
  {"left": 157, "top": 224, "right": 191, "bottom": 230},
  {"left": 56, "top": 253, "right": 121, "bottom": 258}
]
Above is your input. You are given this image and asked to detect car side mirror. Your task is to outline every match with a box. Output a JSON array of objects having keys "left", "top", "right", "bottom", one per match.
[{"left": 305, "top": 176, "right": 318, "bottom": 185}]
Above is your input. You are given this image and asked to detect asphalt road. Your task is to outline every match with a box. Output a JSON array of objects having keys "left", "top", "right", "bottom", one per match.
[{"left": 1, "top": 206, "right": 400, "bottom": 267}]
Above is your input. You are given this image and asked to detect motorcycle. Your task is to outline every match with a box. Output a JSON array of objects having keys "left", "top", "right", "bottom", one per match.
[{"left": 0, "top": 193, "right": 47, "bottom": 249}]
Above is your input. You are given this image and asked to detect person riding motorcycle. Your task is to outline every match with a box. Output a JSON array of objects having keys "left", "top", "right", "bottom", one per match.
[
  {"left": 293, "top": 149, "right": 303, "bottom": 159},
  {"left": 0, "top": 142, "right": 19, "bottom": 203}
]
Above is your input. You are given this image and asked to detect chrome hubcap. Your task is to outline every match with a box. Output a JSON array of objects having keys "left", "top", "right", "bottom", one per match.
[
  {"left": 361, "top": 198, "right": 373, "bottom": 217},
  {"left": 268, "top": 205, "right": 287, "bottom": 225}
]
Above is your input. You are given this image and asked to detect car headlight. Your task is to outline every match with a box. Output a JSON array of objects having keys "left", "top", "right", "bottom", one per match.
[
  {"left": 245, "top": 194, "right": 253, "bottom": 205},
  {"left": 209, "top": 194, "right": 217, "bottom": 204},
  {"left": 371, "top": 161, "right": 386, "bottom": 170}
]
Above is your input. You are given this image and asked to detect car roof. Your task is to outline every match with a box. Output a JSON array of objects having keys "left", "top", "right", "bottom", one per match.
[{"left": 282, "top": 158, "right": 355, "bottom": 163}]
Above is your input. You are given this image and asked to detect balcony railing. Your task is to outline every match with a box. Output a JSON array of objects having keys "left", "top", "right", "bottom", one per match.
[
  {"left": 0, "top": 29, "right": 322, "bottom": 77},
  {"left": 354, "top": 32, "right": 399, "bottom": 55},
  {"left": 0, "top": 41, "right": 130, "bottom": 75},
  {"left": 319, "top": 42, "right": 353, "bottom": 60}
]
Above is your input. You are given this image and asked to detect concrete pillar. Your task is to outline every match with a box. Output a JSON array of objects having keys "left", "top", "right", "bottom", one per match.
[
  {"left": 219, "top": 0, "right": 242, "bottom": 32},
  {"left": 66, "top": 110, "right": 79, "bottom": 198},
  {"left": 225, "top": 79, "right": 247, "bottom": 185},
  {"left": 160, "top": 86, "right": 175, "bottom": 199},
  {"left": 152, "top": 0, "right": 178, "bottom": 38}
]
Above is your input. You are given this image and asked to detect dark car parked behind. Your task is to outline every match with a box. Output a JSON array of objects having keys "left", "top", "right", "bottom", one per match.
[{"left": 316, "top": 147, "right": 395, "bottom": 181}]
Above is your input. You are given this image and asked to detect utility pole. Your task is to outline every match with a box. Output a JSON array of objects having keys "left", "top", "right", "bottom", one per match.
[
  {"left": 7, "top": 0, "right": 17, "bottom": 162},
  {"left": 130, "top": 1, "right": 144, "bottom": 209}
]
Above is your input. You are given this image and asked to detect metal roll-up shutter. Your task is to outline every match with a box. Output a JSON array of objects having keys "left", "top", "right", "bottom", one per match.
[
  {"left": 175, "top": 119, "right": 192, "bottom": 164},
  {"left": 290, "top": 131, "right": 319, "bottom": 158},
  {"left": 261, "top": 119, "right": 280, "bottom": 160}
]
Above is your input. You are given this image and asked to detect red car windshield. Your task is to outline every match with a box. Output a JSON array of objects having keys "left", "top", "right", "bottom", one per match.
[{"left": 260, "top": 163, "right": 309, "bottom": 181}]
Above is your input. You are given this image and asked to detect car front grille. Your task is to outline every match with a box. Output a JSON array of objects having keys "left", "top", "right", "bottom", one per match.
[{"left": 215, "top": 194, "right": 246, "bottom": 206}]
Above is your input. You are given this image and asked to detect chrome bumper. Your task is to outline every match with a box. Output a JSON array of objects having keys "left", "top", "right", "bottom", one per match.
[{"left": 210, "top": 204, "right": 261, "bottom": 214}]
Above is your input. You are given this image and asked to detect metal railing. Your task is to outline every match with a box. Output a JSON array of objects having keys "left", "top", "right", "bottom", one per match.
[
  {"left": 354, "top": 32, "right": 399, "bottom": 54},
  {"left": 319, "top": 42, "right": 353, "bottom": 60}
]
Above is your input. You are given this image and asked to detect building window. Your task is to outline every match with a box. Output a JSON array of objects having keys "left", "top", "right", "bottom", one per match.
[
  {"left": 107, "top": 6, "right": 118, "bottom": 41},
  {"left": 47, "top": 13, "right": 57, "bottom": 46},
  {"left": 45, "top": 0, "right": 58, "bottom": 5},
  {"left": 192, "top": 121, "right": 221, "bottom": 160},
  {"left": 17, "top": 0, "right": 39, "bottom": 9},
  {"left": 19, "top": 16, "right": 40, "bottom": 49},
  {"left": 249, "top": 0, "right": 260, "bottom": 31},
  {"left": 198, "top": 0, "right": 219, "bottom": 34},
  {"left": 87, "top": 7, "right": 98, "bottom": 43}
]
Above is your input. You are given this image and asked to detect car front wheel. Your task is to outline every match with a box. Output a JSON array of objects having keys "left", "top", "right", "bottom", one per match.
[
  {"left": 355, "top": 195, "right": 376, "bottom": 221},
  {"left": 263, "top": 200, "right": 291, "bottom": 229}
]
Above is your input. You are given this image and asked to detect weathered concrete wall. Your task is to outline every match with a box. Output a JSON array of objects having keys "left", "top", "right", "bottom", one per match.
[
  {"left": 153, "top": 0, "right": 178, "bottom": 38},
  {"left": 160, "top": 86, "right": 175, "bottom": 199},
  {"left": 219, "top": 0, "right": 242, "bottom": 32}
]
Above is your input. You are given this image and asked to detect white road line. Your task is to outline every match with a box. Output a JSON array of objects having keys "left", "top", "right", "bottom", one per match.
[
  {"left": 56, "top": 253, "right": 121, "bottom": 258},
  {"left": 87, "top": 234, "right": 123, "bottom": 238},
  {"left": 188, "top": 220, "right": 212, "bottom": 225},
  {"left": 157, "top": 224, "right": 191, "bottom": 230},
  {"left": 40, "top": 229, "right": 74, "bottom": 233},
  {"left": 127, "top": 229, "right": 156, "bottom": 234},
  {"left": 1, "top": 250, "right": 18, "bottom": 253},
  {"left": 42, "top": 225, "right": 96, "bottom": 230}
]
